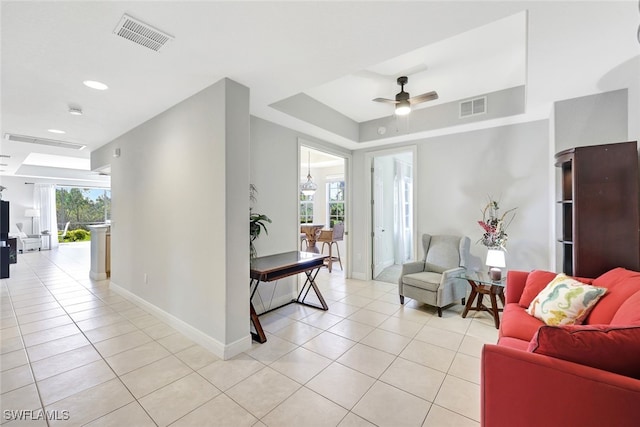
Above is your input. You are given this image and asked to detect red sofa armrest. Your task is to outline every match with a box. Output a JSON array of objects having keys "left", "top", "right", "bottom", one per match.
[
  {"left": 505, "top": 270, "right": 529, "bottom": 304},
  {"left": 481, "top": 344, "right": 640, "bottom": 427}
]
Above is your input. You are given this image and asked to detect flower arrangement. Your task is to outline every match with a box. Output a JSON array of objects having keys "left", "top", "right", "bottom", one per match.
[{"left": 477, "top": 198, "right": 517, "bottom": 249}]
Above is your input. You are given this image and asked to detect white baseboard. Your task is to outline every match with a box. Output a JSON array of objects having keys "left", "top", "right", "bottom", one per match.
[{"left": 109, "top": 281, "right": 251, "bottom": 360}]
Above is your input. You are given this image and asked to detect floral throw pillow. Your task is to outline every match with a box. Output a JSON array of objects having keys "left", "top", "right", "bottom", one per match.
[{"left": 526, "top": 273, "right": 607, "bottom": 326}]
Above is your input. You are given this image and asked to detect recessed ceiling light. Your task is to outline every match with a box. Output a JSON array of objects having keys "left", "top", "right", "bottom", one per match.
[
  {"left": 68, "top": 107, "right": 83, "bottom": 116},
  {"left": 48, "top": 129, "right": 66, "bottom": 134},
  {"left": 83, "top": 80, "right": 109, "bottom": 90}
]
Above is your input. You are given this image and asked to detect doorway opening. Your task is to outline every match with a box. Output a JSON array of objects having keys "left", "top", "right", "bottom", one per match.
[
  {"left": 371, "top": 149, "right": 416, "bottom": 283},
  {"left": 299, "top": 145, "right": 348, "bottom": 276}
]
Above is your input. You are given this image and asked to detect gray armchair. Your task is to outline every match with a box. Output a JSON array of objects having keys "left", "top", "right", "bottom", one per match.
[
  {"left": 399, "top": 234, "right": 470, "bottom": 316},
  {"left": 15, "top": 223, "right": 42, "bottom": 253}
]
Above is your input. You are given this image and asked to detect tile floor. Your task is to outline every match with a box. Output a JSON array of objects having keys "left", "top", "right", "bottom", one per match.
[{"left": 1, "top": 243, "right": 499, "bottom": 426}]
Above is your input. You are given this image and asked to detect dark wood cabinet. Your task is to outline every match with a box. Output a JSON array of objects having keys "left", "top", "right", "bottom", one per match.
[
  {"left": 1, "top": 200, "right": 9, "bottom": 278},
  {"left": 555, "top": 141, "right": 640, "bottom": 277}
]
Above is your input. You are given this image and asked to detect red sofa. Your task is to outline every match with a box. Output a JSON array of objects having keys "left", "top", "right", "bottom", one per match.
[{"left": 481, "top": 268, "right": 640, "bottom": 427}]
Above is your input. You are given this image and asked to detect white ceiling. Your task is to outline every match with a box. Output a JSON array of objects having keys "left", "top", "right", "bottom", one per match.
[{"left": 1, "top": 1, "right": 638, "bottom": 182}]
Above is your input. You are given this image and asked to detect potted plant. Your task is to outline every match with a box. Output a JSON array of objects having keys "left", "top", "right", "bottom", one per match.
[{"left": 250, "top": 184, "right": 271, "bottom": 259}]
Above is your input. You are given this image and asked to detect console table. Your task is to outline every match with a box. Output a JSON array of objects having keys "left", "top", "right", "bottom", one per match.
[
  {"left": 459, "top": 272, "right": 506, "bottom": 329},
  {"left": 250, "top": 251, "right": 328, "bottom": 343}
]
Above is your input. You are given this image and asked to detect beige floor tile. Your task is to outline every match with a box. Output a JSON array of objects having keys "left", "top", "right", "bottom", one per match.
[
  {"left": 0, "top": 364, "right": 34, "bottom": 394},
  {"left": 245, "top": 335, "right": 297, "bottom": 365},
  {"left": 353, "top": 381, "right": 431, "bottom": 427},
  {"left": 261, "top": 387, "right": 348, "bottom": 427},
  {"left": 255, "top": 311, "right": 296, "bottom": 334},
  {"left": 423, "top": 404, "right": 479, "bottom": 427},
  {"left": 364, "top": 300, "right": 400, "bottom": 316},
  {"left": 306, "top": 362, "right": 375, "bottom": 409},
  {"left": 425, "top": 312, "right": 472, "bottom": 335},
  {"left": 197, "top": 353, "right": 264, "bottom": 391},
  {"left": 400, "top": 340, "right": 456, "bottom": 373},
  {"left": 348, "top": 308, "right": 389, "bottom": 328},
  {"left": 302, "top": 331, "right": 356, "bottom": 360},
  {"left": 128, "top": 313, "right": 162, "bottom": 329},
  {"left": 156, "top": 332, "right": 195, "bottom": 353},
  {"left": 75, "top": 313, "right": 125, "bottom": 332},
  {"left": 105, "top": 341, "right": 171, "bottom": 375},
  {"left": 170, "top": 393, "right": 257, "bottom": 427},
  {"left": 22, "top": 323, "right": 81, "bottom": 348},
  {"left": 378, "top": 316, "right": 423, "bottom": 338},
  {"left": 139, "top": 372, "right": 220, "bottom": 426},
  {"left": 273, "top": 320, "right": 324, "bottom": 345},
  {"left": 448, "top": 352, "right": 481, "bottom": 385},
  {"left": 466, "top": 319, "right": 500, "bottom": 343},
  {"left": 83, "top": 322, "right": 136, "bottom": 344},
  {"left": 117, "top": 306, "right": 148, "bottom": 320},
  {"left": 325, "top": 301, "right": 361, "bottom": 318},
  {"left": 92, "top": 330, "right": 153, "bottom": 358},
  {"left": 0, "top": 349, "right": 28, "bottom": 372},
  {"left": 13, "top": 301, "right": 60, "bottom": 316},
  {"left": 0, "top": 383, "right": 42, "bottom": 414},
  {"left": 415, "top": 325, "right": 465, "bottom": 351},
  {"left": 16, "top": 307, "right": 66, "bottom": 325},
  {"left": 392, "top": 306, "right": 433, "bottom": 324},
  {"left": 120, "top": 355, "right": 191, "bottom": 398},
  {"left": 0, "top": 336, "right": 23, "bottom": 355},
  {"left": 328, "top": 319, "right": 375, "bottom": 342},
  {"left": 37, "top": 359, "right": 116, "bottom": 405},
  {"left": 337, "top": 343, "right": 395, "bottom": 378},
  {"left": 18, "top": 315, "right": 73, "bottom": 336},
  {"left": 457, "top": 335, "right": 488, "bottom": 358},
  {"left": 83, "top": 402, "right": 156, "bottom": 427},
  {"left": 61, "top": 300, "right": 107, "bottom": 314},
  {"left": 226, "top": 366, "right": 300, "bottom": 418},
  {"left": 26, "top": 333, "right": 90, "bottom": 362},
  {"left": 45, "top": 378, "right": 135, "bottom": 427},
  {"left": 31, "top": 345, "right": 102, "bottom": 380},
  {"left": 338, "top": 412, "right": 377, "bottom": 426},
  {"left": 380, "top": 357, "right": 446, "bottom": 402},
  {"left": 270, "top": 346, "right": 332, "bottom": 384},
  {"left": 174, "top": 345, "right": 220, "bottom": 370},
  {"left": 301, "top": 311, "right": 344, "bottom": 330},
  {"left": 68, "top": 307, "right": 114, "bottom": 323},
  {"left": 360, "top": 328, "right": 411, "bottom": 355},
  {"left": 142, "top": 322, "right": 177, "bottom": 340},
  {"left": 433, "top": 375, "right": 480, "bottom": 422}
]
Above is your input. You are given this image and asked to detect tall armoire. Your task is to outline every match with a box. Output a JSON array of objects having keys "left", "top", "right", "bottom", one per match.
[
  {"left": 555, "top": 141, "right": 640, "bottom": 277},
  {"left": 1, "top": 200, "right": 9, "bottom": 278}
]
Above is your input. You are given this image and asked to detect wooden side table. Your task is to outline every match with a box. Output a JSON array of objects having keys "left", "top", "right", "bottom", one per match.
[{"left": 459, "top": 272, "right": 506, "bottom": 329}]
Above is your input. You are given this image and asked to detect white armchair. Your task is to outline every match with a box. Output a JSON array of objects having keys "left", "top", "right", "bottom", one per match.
[
  {"left": 15, "top": 223, "right": 41, "bottom": 252},
  {"left": 399, "top": 234, "right": 470, "bottom": 317}
]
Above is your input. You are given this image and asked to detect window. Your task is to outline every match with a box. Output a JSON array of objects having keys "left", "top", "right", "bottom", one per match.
[
  {"left": 300, "top": 193, "right": 314, "bottom": 223},
  {"left": 327, "top": 181, "right": 345, "bottom": 228},
  {"left": 56, "top": 186, "right": 111, "bottom": 231}
]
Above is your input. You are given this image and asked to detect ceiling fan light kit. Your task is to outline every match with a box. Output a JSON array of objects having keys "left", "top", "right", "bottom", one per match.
[{"left": 373, "top": 75, "right": 438, "bottom": 116}]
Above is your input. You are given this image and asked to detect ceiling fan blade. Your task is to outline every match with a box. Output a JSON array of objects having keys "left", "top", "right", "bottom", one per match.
[
  {"left": 372, "top": 97, "right": 399, "bottom": 104},
  {"left": 409, "top": 91, "right": 439, "bottom": 104}
]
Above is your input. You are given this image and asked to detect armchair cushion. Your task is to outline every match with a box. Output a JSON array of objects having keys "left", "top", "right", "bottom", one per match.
[
  {"left": 528, "top": 325, "right": 640, "bottom": 379},
  {"left": 402, "top": 272, "right": 442, "bottom": 291},
  {"left": 425, "top": 235, "right": 464, "bottom": 273}
]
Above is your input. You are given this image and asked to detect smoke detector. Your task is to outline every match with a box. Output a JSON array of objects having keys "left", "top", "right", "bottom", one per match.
[{"left": 113, "top": 14, "right": 174, "bottom": 52}]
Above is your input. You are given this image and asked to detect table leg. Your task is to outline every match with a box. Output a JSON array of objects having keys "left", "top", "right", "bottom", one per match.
[
  {"left": 461, "top": 283, "right": 478, "bottom": 318},
  {"left": 296, "top": 267, "right": 329, "bottom": 310},
  {"left": 489, "top": 292, "right": 500, "bottom": 329},
  {"left": 250, "top": 302, "right": 267, "bottom": 343}
]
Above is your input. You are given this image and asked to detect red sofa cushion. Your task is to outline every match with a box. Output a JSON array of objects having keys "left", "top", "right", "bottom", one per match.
[
  {"left": 518, "top": 270, "right": 558, "bottom": 308},
  {"left": 610, "top": 290, "right": 640, "bottom": 325},
  {"left": 586, "top": 268, "right": 640, "bottom": 324},
  {"left": 500, "top": 303, "right": 544, "bottom": 341},
  {"left": 528, "top": 324, "right": 640, "bottom": 379}
]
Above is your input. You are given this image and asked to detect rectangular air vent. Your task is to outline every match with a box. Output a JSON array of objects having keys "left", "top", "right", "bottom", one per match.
[
  {"left": 459, "top": 96, "right": 487, "bottom": 118},
  {"left": 4, "top": 133, "right": 86, "bottom": 150},
  {"left": 113, "top": 14, "right": 174, "bottom": 52}
]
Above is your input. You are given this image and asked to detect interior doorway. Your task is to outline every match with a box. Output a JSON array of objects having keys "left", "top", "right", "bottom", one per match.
[
  {"left": 371, "top": 149, "right": 415, "bottom": 282},
  {"left": 299, "top": 145, "right": 348, "bottom": 275}
]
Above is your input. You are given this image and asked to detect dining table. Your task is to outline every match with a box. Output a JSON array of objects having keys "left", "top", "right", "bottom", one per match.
[{"left": 300, "top": 223, "right": 325, "bottom": 253}]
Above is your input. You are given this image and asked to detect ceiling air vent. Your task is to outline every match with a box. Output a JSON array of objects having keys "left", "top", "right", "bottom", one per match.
[
  {"left": 113, "top": 14, "right": 174, "bottom": 52},
  {"left": 4, "top": 133, "right": 86, "bottom": 150},
  {"left": 459, "top": 96, "right": 487, "bottom": 118}
]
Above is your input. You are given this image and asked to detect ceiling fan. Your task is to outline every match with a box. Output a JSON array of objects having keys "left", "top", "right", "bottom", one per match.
[{"left": 373, "top": 76, "right": 438, "bottom": 116}]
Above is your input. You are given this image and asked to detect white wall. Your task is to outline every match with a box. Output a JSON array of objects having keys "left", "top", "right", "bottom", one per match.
[
  {"left": 0, "top": 176, "right": 35, "bottom": 235},
  {"left": 91, "top": 78, "right": 250, "bottom": 358},
  {"left": 351, "top": 120, "right": 551, "bottom": 278}
]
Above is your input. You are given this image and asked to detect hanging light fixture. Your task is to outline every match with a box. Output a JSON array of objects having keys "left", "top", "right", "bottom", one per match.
[{"left": 300, "top": 151, "right": 317, "bottom": 196}]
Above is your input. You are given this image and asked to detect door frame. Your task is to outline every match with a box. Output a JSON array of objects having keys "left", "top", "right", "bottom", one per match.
[
  {"left": 365, "top": 145, "right": 418, "bottom": 280},
  {"left": 297, "top": 138, "right": 352, "bottom": 278}
]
